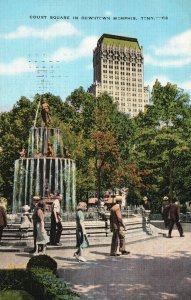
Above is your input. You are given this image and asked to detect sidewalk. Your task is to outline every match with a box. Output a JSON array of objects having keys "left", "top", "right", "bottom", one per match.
[{"left": 0, "top": 231, "right": 191, "bottom": 299}]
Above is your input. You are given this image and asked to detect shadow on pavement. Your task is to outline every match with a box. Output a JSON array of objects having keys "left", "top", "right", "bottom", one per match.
[{"left": 57, "top": 252, "right": 191, "bottom": 300}]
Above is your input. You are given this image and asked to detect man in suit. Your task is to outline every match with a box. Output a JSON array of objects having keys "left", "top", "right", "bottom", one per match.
[
  {"left": 167, "top": 201, "right": 184, "bottom": 238},
  {"left": 110, "top": 199, "right": 130, "bottom": 256},
  {"left": 49, "top": 197, "right": 63, "bottom": 246},
  {"left": 162, "top": 196, "right": 170, "bottom": 228},
  {"left": 0, "top": 201, "right": 7, "bottom": 242}
]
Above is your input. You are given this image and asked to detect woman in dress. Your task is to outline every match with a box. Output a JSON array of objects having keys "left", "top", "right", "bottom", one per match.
[
  {"left": 34, "top": 201, "right": 49, "bottom": 255},
  {"left": 74, "top": 202, "right": 89, "bottom": 262}
]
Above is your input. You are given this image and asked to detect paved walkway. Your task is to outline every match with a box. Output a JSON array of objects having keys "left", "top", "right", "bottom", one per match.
[{"left": 0, "top": 230, "right": 191, "bottom": 299}]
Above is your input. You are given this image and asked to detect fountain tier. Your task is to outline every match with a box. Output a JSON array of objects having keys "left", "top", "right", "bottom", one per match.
[{"left": 12, "top": 127, "right": 76, "bottom": 212}]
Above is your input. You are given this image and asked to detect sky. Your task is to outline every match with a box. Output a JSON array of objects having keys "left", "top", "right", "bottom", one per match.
[{"left": 0, "top": 0, "right": 191, "bottom": 112}]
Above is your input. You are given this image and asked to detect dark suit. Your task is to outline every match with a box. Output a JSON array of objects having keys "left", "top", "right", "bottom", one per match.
[
  {"left": 0, "top": 206, "right": 7, "bottom": 241},
  {"left": 110, "top": 204, "right": 126, "bottom": 255},
  {"left": 168, "top": 203, "right": 183, "bottom": 237}
]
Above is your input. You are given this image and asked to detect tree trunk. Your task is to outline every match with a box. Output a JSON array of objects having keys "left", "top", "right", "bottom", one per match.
[
  {"left": 97, "top": 169, "right": 101, "bottom": 200},
  {"left": 169, "top": 154, "right": 173, "bottom": 202}
]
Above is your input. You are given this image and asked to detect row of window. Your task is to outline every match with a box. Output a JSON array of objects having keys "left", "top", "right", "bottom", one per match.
[
  {"left": 102, "top": 80, "right": 142, "bottom": 86},
  {"left": 103, "top": 64, "right": 142, "bottom": 70},
  {"left": 103, "top": 60, "right": 142, "bottom": 66},
  {"left": 102, "top": 85, "right": 143, "bottom": 90},
  {"left": 104, "top": 73, "right": 142, "bottom": 78},
  {"left": 103, "top": 70, "right": 142, "bottom": 75}
]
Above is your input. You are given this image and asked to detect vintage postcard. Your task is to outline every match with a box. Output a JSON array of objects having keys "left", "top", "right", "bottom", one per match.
[{"left": 0, "top": 0, "right": 191, "bottom": 299}]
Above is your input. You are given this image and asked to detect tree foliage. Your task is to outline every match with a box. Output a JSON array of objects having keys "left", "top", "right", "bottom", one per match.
[{"left": 0, "top": 82, "right": 191, "bottom": 212}]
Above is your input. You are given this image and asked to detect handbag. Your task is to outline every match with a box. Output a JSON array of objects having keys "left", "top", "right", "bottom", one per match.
[{"left": 81, "top": 234, "right": 89, "bottom": 249}]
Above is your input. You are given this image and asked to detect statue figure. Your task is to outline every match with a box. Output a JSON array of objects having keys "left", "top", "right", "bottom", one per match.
[
  {"left": 41, "top": 98, "right": 51, "bottom": 127},
  {"left": 63, "top": 146, "right": 71, "bottom": 158},
  {"left": 34, "top": 151, "right": 43, "bottom": 159},
  {"left": 47, "top": 141, "right": 54, "bottom": 157},
  {"left": 20, "top": 205, "right": 32, "bottom": 229},
  {"left": 20, "top": 146, "right": 26, "bottom": 159}
]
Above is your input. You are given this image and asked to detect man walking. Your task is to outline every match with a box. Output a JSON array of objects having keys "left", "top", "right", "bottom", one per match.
[
  {"left": 49, "top": 197, "right": 63, "bottom": 246},
  {"left": 0, "top": 200, "right": 7, "bottom": 242},
  {"left": 110, "top": 199, "right": 130, "bottom": 256},
  {"left": 167, "top": 201, "right": 184, "bottom": 238}
]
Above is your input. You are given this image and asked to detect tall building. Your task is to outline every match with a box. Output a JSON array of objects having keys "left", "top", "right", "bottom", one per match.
[{"left": 88, "top": 34, "right": 150, "bottom": 117}]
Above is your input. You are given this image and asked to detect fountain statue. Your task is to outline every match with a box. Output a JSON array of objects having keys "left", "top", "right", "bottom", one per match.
[{"left": 12, "top": 98, "right": 76, "bottom": 213}]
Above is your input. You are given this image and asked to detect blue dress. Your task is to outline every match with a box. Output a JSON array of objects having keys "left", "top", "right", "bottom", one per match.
[{"left": 76, "top": 209, "right": 89, "bottom": 249}]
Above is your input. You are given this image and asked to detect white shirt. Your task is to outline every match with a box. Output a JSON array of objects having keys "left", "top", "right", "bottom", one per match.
[{"left": 52, "top": 199, "right": 61, "bottom": 214}]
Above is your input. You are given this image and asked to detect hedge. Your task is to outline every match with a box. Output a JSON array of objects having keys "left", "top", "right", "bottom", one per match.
[
  {"left": 26, "top": 254, "right": 57, "bottom": 274},
  {"left": 0, "top": 269, "right": 29, "bottom": 291},
  {"left": 0, "top": 255, "right": 80, "bottom": 300},
  {"left": 28, "top": 267, "right": 80, "bottom": 300}
]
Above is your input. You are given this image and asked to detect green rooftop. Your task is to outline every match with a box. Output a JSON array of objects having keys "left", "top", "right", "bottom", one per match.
[{"left": 99, "top": 34, "right": 141, "bottom": 50}]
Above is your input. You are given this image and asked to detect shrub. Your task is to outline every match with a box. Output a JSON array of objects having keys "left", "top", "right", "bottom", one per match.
[
  {"left": 26, "top": 254, "right": 57, "bottom": 274},
  {"left": 0, "top": 290, "right": 35, "bottom": 300},
  {"left": 29, "top": 267, "right": 80, "bottom": 300},
  {"left": 0, "top": 269, "right": 28, "bottom": 291}
]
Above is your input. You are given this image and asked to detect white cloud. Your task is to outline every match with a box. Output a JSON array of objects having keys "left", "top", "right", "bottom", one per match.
[
  {"left": 0, "top": 58, "right": 36, "bottom": 75},
  {"left": 145, "top": 75, "right": 171, "bottom": 89},
  {"left": 154, "top": 30, "right": 191, "bottom": 56},
  {"left": 145, "top": 54, "right": 191, "bottom": 67},
  {"left": 0, "top": 21, "right": 80, "bottom": 39},
  {"left": 145, "top": 29, "right": 191, "bottom": 68},
  {"left": 145, "top": 76, "right": 190, "bottom": 94},
  {"left": 105, "top": 11, "right": 112, "bottom": 16},
  {"left": 50, "top": 36, "right": 98, "bottom": 62},
  {"left": 179, "top": 80, "right": 191, "bottom": 92}
]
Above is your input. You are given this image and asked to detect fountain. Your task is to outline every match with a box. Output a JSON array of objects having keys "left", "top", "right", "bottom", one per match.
[{"left": 12, "top": 99, "right": 76, "bottom": 213}]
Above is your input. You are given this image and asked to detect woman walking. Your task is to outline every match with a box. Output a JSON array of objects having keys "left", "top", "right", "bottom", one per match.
[
  {"left": 74, "top": 202, "right": 89, "bottom": 262},
  {"left": 34, "top": 201, "right": 49, "bottom": 255}
]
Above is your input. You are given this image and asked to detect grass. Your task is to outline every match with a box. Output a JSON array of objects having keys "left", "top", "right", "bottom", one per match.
[{"left": 0, "top": 290, "right": 35, "bottom": 300}]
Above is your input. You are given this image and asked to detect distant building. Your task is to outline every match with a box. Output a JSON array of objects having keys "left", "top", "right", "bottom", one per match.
[{"left": 88, "top": 34, "right": 150, "bottom": 117}]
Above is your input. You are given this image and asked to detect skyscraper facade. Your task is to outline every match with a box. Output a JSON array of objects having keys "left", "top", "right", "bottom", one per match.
[{"left": 88, "top": 34, "right": 149, "bottom": 118}]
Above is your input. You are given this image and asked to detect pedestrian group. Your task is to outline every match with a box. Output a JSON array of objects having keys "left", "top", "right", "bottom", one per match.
[{"left": 0, "top": 196, "right": 185, "bottom": 262}]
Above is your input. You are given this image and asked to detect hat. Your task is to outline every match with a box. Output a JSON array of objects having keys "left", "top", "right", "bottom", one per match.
[
  {"left": 163, "top": 196, "right": 169, "bottom": 201},
  {"left": 77, "top": 202, "right": 87, "bottom": 209}
]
